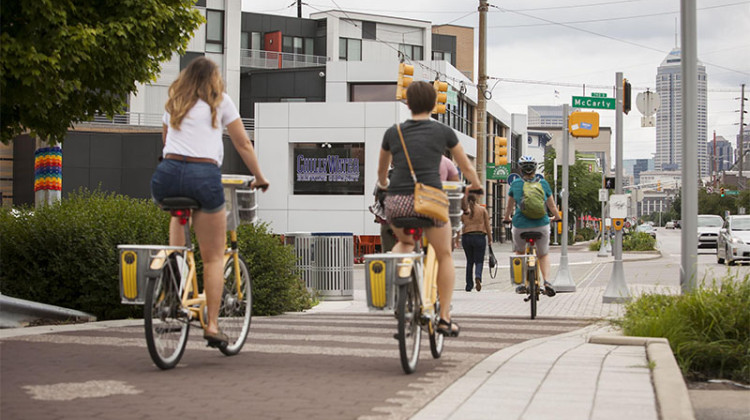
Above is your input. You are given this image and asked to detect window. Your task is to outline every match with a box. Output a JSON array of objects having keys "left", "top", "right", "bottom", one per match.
[
  {"left": 251, "top": 32, "right": 262, "bottom": 50},
  {"left": 350, "top": 83, "right": 397, "bottom": 102},
  {"left": 362, "top": 21, "right": 376, "bottom": 40},
  {"left": 399, "top": 44, "right": 423, "bottom": 60},
  {"left": 283, "top": 36, "right": 312, "bottom": 55},
  {"left": 205, "top": 10, "right": 224, "bottom": 53},
  {"left": 339, "top": 38, "right": 362, "bottom": 61}
]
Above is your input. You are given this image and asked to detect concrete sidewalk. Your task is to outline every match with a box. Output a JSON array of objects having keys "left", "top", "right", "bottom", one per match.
[{"left": 308, "top": 245, "right": 697, "bottom": 420}]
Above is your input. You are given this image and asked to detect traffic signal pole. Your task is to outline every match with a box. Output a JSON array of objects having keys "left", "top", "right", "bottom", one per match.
[
  {"left": 552, "top": 104, "right": 575, "bottom": 292},
  {"left": 680, "top": 0, "right": 698, "bottom": 292},
  {"left": 603, "top": 72, "right": 630, "bottom": 303}
]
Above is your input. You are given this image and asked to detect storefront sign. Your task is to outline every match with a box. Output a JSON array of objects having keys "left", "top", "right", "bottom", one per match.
[{"left": 293, "top": 144, "right": 364, "bottom": 195}]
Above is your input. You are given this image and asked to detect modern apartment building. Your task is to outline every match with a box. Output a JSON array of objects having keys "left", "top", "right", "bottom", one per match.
[
  {"left": 655, "top": 48, "right": 708, "bottom": 177},
  {"left": 8, "top": 7, "right": 524, "bottom": 238},
  {"left": 708, "top": 135, "right": 733, "bottom": 174}
]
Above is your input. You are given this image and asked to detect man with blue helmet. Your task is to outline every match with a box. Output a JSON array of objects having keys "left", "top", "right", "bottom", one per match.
[{"left": 503, "top": 155, "right": 560, "bottom": 296}]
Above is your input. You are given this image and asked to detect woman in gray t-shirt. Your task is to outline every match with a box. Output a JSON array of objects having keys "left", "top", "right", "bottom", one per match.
[{"left": 376, "top": 81, "right": 481, "bottom": 337}]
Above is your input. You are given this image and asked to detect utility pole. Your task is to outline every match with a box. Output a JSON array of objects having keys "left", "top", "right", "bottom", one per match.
[
  {"left": 477, "top": 0, "right": 488, "bottom": 201},
  {"left": 298, "top": 0, "right": 302, "bottom": 18},
  {"left": 739, "top": 83, "right": 746, "bottom": 190},
  {"left": 680, "top": 0, "right": 698, "bottom": 293}
]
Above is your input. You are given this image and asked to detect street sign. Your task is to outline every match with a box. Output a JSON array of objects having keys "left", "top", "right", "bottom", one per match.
[
  {"left": 572, "top": 96, "right": 616, "bottom": 110},
  {"left": 599, "top": 188, "right": 608, "bottom": 202},
  {"left": 487, "top": 163, "right": 511, "bottom": 181},
  {"left": 591, "top": 92, "right": 607, "bottom": 98},
  {"left": 726, "top": 190, "right": 739, "bottom": 196},
  {"left": 636, "top": 91, "right": 660, "bottom": 116},
  {"left": 447, "top": 89, "right": 458, "bottom": 108},
  {"left": 507, "top": 173, "right": 520, "bottom": 185}
]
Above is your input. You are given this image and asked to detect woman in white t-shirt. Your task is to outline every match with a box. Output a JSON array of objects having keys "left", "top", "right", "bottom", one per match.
[{"left": 151, "top": 57, "right": 269, "bottom": 347}]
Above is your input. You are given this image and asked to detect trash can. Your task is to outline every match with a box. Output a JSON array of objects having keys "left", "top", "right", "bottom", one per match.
[
  {"left": 285, "top": 232, "right": 314, "bottom": 289},
  {"left": 311, "top": 232, "right": 353, "bottom": 301}
]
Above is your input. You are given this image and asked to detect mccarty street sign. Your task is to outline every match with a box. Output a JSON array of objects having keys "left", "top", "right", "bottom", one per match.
[
  {"left": 487, "top": 163, "right": 511, "bottom": 181},
  {"left": 572, "top": 96, "right": 615, "bottom": 110}
]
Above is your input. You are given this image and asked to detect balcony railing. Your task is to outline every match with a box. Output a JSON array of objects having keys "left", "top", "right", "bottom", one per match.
[
  {"left": 80, "top": 112, "right": 255, "bottom": 132},
  {"left": 240, "top": 49, "right": 327, "bottom": 69}
]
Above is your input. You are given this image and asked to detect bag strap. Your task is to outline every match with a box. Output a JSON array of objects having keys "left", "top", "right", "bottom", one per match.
[{"left": 396, "top": 124, "right": 419, "bottom": 185}]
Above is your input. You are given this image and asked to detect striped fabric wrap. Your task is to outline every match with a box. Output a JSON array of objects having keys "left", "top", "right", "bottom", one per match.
[{"left": 34, "top": 147, "right": 62, "bottom": 192}]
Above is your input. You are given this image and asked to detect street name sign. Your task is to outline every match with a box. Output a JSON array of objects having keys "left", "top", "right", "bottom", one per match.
[
  {"left": 487, "top": 163, "right": 510, "bottom": 181},
  {"left": 572, "top": 96, "right": 615, "bottom": 110}
]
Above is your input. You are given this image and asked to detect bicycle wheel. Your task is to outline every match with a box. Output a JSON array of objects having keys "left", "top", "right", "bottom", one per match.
[
  {"left": 217, "top": 255, "right": 252, "bottom": 356},
  {"left": 144, "top": 255, "right": 190, "bottom": 370},
  {"left": 429, "top": 300, "right": 444, "bottom": 359},
  {"left": 397, "top": 278, "right": 421, "bottom": 374},
  {"left": 528, "top": 267, "right": 537, "bottom": 320}
]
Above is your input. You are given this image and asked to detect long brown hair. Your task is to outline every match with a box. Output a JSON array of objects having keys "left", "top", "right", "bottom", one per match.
[
  {"left": 165, "top": 57, "right": 224, "bottom": 130},
  {"left": 467, "top": 193, "right": 478, "bottom": 218}
]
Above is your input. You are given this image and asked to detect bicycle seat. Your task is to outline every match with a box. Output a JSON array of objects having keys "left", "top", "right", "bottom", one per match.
[
  {"left": 391, "top": 217, "right": 435, "bottom": 229},
  {"left": 520, "top": 231, "right": 543, "bottom": 241},
  {"left": 160, "top": 197, "right": 202, "bottom": 211}
]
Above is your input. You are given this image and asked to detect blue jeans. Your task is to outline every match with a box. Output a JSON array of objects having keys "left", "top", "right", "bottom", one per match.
[
  {"left": 151, "top": 159, "right": 225, "bottom": 213},
  {"left": 461, "top": 233, "right": 486, "bottom": 289}
]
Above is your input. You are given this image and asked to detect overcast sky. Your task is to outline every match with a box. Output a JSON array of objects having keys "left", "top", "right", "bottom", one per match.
[{"left": 243, "top": 0, "right": 750, "bottom": 161}]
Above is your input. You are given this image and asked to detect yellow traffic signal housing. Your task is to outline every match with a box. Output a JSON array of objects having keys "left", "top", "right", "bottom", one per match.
[
  {"left": 494, "top": 136, "right": 508, "bottom": 166},
  {"left": 657, "top": 180, "right": 662, "bottom": 191},
  {"left": 396, "top": 63, "right": 414, "bottom": 100},
  {"left": 720, "top": 187, "right": 725, "bottom": 197},
  {"left": 623, "top": 78, "right": 632, "bottom": 114},
  {"left": 432, "top": 80, "right": 448, "bottom": 114},
  {"left": 568, "top": 111, "right": 600, "bottom": 138}
]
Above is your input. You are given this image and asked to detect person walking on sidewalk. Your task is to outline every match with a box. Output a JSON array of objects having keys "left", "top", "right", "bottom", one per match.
[
  {"left": 461, "top": 193, "right": 492, "bottom": 292},
  {"left": 502, "top": 155, "right": 559, "bottom": 296},
  {"left": 151, "top": 57, "right": 269, "bottom": 347},
  {"left": 376, "top": 81, "right": 482, "bottom": 337}
]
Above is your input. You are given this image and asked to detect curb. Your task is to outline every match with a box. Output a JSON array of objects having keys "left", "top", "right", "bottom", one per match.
[{"left": 589, "top": 334, "right": 696, "bottom": 420}]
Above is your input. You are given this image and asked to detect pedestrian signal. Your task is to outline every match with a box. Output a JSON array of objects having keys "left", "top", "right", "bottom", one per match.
[
  {"left": 613, "top": 218, "right": 624, "bottom": 231},
  {"left": 396, "top": 63, "right": 413, "bottom": 101}
]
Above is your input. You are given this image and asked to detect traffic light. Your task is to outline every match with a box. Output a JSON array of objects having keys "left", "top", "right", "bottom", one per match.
[
  {"left": 623, "top": 78, "right": 632, "bottom": 114},
  {"left": 432, "top": 80, "right": 448, "bottom": 114},
  {"left": 721, "top": 187, "right": 725, "bottom": 197},
  {"left": 657, "top": 180, "right": 661, "bottom": 191},
  {"left": 604, "top": 177, "right": 615, "bottom": 189},
  {"left": 396, "top": 63, "right": 413, "bottom": 101},
  {"left": 494, "top": 136, "right": 508, "bottom": 166}
]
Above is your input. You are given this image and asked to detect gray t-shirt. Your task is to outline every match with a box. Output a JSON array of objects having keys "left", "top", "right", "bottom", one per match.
[{"left": 381, "top": 119, "right": 459, "bottom": 194}]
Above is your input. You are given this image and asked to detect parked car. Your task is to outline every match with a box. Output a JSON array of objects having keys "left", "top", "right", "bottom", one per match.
[
  {"left": 636, "top": 224, "right": 657, "bottom": 239},
  {"left": 717, "top": 215, "right": 750, "bottom": 265},
  {"left": 665, "top": 221, "right": 675, "bottom": 229},
  {"left": 697, "top": 214, "right": 724, "bottom": 248}
]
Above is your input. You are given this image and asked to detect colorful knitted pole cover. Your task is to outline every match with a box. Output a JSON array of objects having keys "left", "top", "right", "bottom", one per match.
[{"left": 34, "top": 147, "right": 62, "bottom": 192}]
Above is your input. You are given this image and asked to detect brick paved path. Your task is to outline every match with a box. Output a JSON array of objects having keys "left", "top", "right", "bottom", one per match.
[{"left": 1, "top": 314, "right": 591, "bottom": 420}]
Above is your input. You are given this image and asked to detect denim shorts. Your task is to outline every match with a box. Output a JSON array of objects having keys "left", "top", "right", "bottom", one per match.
[{"left": 151, "top": 159, "right": 225, "bottom": 213}]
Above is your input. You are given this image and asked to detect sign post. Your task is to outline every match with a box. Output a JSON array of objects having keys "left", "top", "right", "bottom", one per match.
[{"left": 552, "top": 104, "right": 575, "bottom": 292}]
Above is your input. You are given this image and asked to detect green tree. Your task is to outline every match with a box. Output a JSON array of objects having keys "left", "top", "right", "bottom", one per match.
[
  {"left": 1, "top": 0, "right": 203, "bottom": 144},
  {"left": 544, "top": 149, "right": 601, "bottom": 223}
]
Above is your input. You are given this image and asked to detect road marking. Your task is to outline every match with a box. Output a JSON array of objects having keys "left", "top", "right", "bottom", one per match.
[{"left": 22, "top": 380, "right": 142, "bottom": 401}]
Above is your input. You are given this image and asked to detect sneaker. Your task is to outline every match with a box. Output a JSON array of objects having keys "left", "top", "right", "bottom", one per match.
[
  {"left": 544, "top": 281, "right": 556, "bottom": 297},
  {"left": 515, "top": 285, "right": 527, "bottom": 294}
]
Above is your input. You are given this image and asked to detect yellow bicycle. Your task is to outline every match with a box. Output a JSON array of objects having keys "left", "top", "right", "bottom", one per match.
[
  {"left": 118, "top": 175, "right": 256, "bottom": 369},
  {"left": 364, "top": 182, "right": 465, "bottom": 374}
]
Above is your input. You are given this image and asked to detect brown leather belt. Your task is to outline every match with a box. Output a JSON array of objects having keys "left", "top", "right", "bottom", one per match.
[{"left": 164, "top": 153, "right": 218, "bottom": 166}]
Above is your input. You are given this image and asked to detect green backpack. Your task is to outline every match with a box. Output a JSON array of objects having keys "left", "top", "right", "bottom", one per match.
[{"left": 520, "top": 180, "right": 546, "bottom": 219}]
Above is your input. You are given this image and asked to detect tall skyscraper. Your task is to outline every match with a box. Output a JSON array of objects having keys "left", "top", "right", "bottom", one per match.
[{"left": 655, "top": 48, "right": 708, "bottom": 177}]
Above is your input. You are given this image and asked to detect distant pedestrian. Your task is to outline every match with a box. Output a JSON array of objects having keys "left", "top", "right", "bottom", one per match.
[{"left": 460, "top": 193, "right": 492, "bottom": 291}]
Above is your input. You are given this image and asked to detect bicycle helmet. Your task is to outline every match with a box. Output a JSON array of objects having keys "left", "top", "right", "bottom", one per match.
[{"left": 518, "top": 155, "right": 538, "bottom": 175}]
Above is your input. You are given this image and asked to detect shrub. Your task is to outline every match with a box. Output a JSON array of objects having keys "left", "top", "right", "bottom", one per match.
[
  {"left": 622, "top": 232, "right": 656, "bottom": 251},
  {"left": 0, "top": 189, "right": 169, "bottom": 320},
  {"left": 235, "top": 222, "right": 313, "bottom": 315},
  {"left": 0, "top": 189, "right": 312, "bottom": 320},
  {"left": 578, "top": 227, "right": 596, "bottom": 241},
  {"left": 616, "top": 275, "right": 750, "bottom": 382}
]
